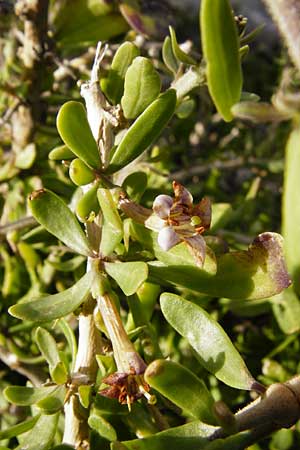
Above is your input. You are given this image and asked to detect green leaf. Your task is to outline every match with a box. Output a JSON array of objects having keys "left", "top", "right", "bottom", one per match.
[
  {"left": 98, "top": 188, "right": 123, "bottom": 256},
  {"left": 201, "top": 0, "right": 242, "bottom": 121},
  {"left": 69, "top": 158, "right": 95, "bottom": 186},
  {"left": 78, "top": 385, "right": 92, "bottom": 408},
  {"left": 88, "top": 412, "right": 117, "bottom": 441},
  {"left": 203, "top": 430, "right": 259, "bottom": 450},
  {"left": 36, "top": 385, "right": 66, "bottom": 414},
  {"left": 55, "top": 10, "right": 129, "bottom": 51},
  {"left": 0, "top": 415, "right": 40, "bottom": 440},
  {"left": 108, "top": 89, "right": 177, "bottom": 173},
  {"left": 48, "top": 255, "right": 86, "bottom": 272},
  {"left": 147, "top": 232, "right": 291, "bottom": 300},
  {"left": 48, "top": 144, "right": 74, "bottom": 161},
  {"left": 15, "top": 143, "right": 36, "bottom": 169},
  {"left": 160, "top": 293, "right": 255, "bottom": 389},
  {"left": 76, "top": 181, "right": 100, "bottom": 223},
  {"left": 119, "top": 421, "right": 218, "bottom": 450},
  {"left": 282, "top": 126, "right": 300, "bottom": 293},
  {"left": 15, "top": 413, "right": 59, "bottom": 450},
  {"left": 122, "top": 172, "right": 148, "bottom": 202},
  {"left": 271, "top": 286, "right": 300, "bottom": 334},
  {"left": 57, "top": 318, "right": 77, "bottom": 371},
  {"left": 162, "top": 36, "right": 179, "bottom": 75},
  {"left": 231, "top": 101, "right": 290, "bottom": 122},
  {"left": 169, "top": 26, "right": 196, "bottom": 65},
  {"left": 9, "top": 271, "right": 93, "bottom": 322},
  {"left": 4, "top": 385, "right": 58, "bottom": 406},
  {"left": 145, "top": 359, "right": 216, "bottom": 424},
  {"left": 104, "top": 261, "right": 148, "bottom": 296},
  {"left": 121, "top": 57, "right": 161, "bottom": 119},
  {"left": 35, "top": 327, "right": 68, "bottom": 384},
  {"left": 103, "top": 41, "right": 140, "bottom": 104},
  {"left": 57, "top": 101, "right": 101, "bottom": 169},
  {"left": 28, "top": 189, "right": 93, "bottom": 256}
]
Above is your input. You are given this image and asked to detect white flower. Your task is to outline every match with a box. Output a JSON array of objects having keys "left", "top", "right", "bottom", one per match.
[{"left": 145, "top": 181, "right": 211, "bottom": 267}]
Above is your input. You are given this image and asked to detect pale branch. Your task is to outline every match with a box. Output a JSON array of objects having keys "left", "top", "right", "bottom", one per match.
[
  {"left": 262, "top": 0, "right": 300, "bottom": 73},
  {"left": 12, "top": 0, "right": 50, "bottom": 151},
  {"left": 0, "top": 344, "right": 46, "bottom": 386}
]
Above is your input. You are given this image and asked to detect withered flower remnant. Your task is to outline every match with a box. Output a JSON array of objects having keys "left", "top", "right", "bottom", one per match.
[{"left": 100, "top": 369, "right": 151, "bottom": 408}]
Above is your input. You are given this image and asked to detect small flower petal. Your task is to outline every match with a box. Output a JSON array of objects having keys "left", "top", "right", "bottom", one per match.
[
  {"left": 158, "top": 226, "right": 181, "bottom": 251},
  {"left": 192, "top": 197, "right": 212, "bottom": 230},
  {"left": 153, "top": 195, "right": 173, "bottom": 219},
  {"left": 145, "top": 214, "right": 166, "bottom": 231},
  {"left": 184, "top": 234, "right": 206, "bottom": 267},
  {"left": 173, "top": 181, "right": 193, "bottom": 206}
]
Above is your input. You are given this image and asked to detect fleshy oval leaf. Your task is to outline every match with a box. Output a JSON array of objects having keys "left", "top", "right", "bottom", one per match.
[
  {"left": 9, "top": 271, "right": 93, "bottom": 322},
  {"left": 169, "top": 26, "right": 197, "bottom": 65},
  {"left": 29, "top": 189, "right": 93, "bottom": 256},
  {"left": 98, "top": 188, "right": 123, "bottom": 256},
  {"left": 162, "top": 35, "right": 179, "bottom": 75},
  {"left": 122, "top": 172, "right": 148, "bottom": 203},
  {"left": 119, "top": 420, "right": 218, "bottom": 450},
  {"left": 103, "top": 41, "right": 140, "bottom": 105},
  {"left": 282, "top": 126, "right": 300, "bottom": 293},
  {"left": 14, "top": 413, "right": 59, "bottom": 450},
  {"left": 104, "top": 261, "right": 148, "bottom": 296},
  {"left": 57, "top": 101, "right": 101, "bottom": 169},
  {"left": 48, "top": 144, "right": 74, "bottom": 161},
  {"left": 231, "top": 101, "right": 290, "bottom": 123},
  {"left": 35, "top": 327, "right": 68, "bottom": 384},
  {"left": 145, "top": 359, "right": 216, "bottom": 424},
  {"left": 147, "top": 231, "right": 291, "bottom": 300},
  {"left": 69, "top": 158, "right": 95, "bottom": 186},
  {"left": 4, "top": 385, "right": 58, "bottom": 406},
  {"left": 160, "top": 293, "right": 255, "bottom": 389},
  {"left": 200, "top": 0, "right": 242, "bottom": 121},
  {"left": 108, "top": 89, "right": 177, "bottom": 173},
  {"left": 0, "top": 415, "right": 40, "bottom": 440},
  {"left": 76, "top": 181, "right": 100, "bottom": 223},
  {"left": 88, "top": 412, "right": 117, "bottom": 442},
  {"left": 121, "top": 56, "right": 161, "bottom": 119}
]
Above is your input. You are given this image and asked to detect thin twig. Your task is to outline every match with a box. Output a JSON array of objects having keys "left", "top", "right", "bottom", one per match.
[{"left": 0, "top": 216, "right": 37, "bottom": 235}]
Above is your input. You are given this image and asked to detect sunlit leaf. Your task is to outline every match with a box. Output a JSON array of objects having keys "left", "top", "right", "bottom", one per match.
[
  {"left": 57, "top": 101, "right": 101, "bottom": 169},
  {"left": 201, "top": 0, "right": 242, "bottom": 121},
  {"left": 104, "top": 261, "right": 148, "bottom": 296},
  {"left": 88, "top": 412, "right": 117, "bottom": 441},
  {"left": 122, "top": 172, "right": 148, "bottom": 203},
  {"left": 28, "top": 189, "right": 93, "bottom": 256},
  {"left": 15, "top": 413, "right": 59, "bottom": 450},
  {"left": 35, "top": 327, "right": 68, "bottom": 384},
  {"left": 160, "top": 293, "right": 255, "bottom": 389},
  {"left": 148, "top": 232, "right": 291, "bottom": 300},
  {"left": 282, "top": 126, "right": 300, "bottom": 294},
  {"left": 4, "top": 385, "right": 59, "bottom": 406},
  {"left": 162, "top": 35, "right": 179, "bottom": 75},
  {"left": 103, "top": 41, "right": 140, "bottom": 104},
  {"left": 9, "top": 271, "right": 93, "bottom": 322},
  {"left": 108, "top": 89, "right": 177, "bottom": 173},
  {"left": 169, "top": 26, "right": 196, "bottom": 65},
  {"left": 121, "top": 57, "right": 161, "bottom": 119},
  {"left": 145, "top": 359, "right": 216, "bottom": 424},
  {"left": 118, "top": 420, "right": 218, "bottom": 450},
  {"left": 98, "top": 188, "right": 123, "bottom": 256},
  {"left": 0, "top": 415, "right": 40, "bottom": 440}
]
